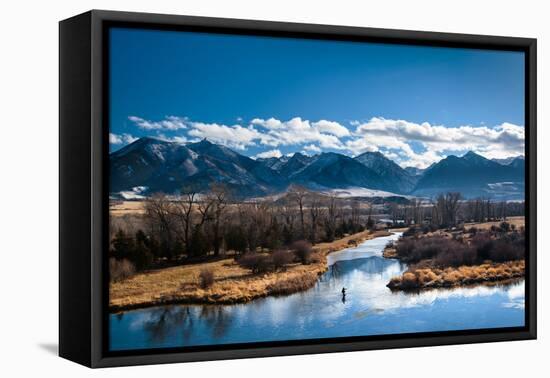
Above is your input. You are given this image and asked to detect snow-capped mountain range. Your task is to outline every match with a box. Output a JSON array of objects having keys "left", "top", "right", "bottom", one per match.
[{"left": 110, "top": 137, "right": 525, "bottom": 200}]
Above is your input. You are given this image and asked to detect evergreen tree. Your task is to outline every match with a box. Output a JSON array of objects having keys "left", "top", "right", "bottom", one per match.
[{"left": 111, "top": 229, "right": 135, "bottom": 261}]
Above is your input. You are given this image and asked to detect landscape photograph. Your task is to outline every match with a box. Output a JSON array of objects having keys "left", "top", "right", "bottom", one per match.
[{"left": 107, "top": 27, "right": 526, "bottom": 351}]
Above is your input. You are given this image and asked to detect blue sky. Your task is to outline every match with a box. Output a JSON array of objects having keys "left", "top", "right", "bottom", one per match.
[{"left": 109, "top": 27, "right": 525, "bottom": 168}]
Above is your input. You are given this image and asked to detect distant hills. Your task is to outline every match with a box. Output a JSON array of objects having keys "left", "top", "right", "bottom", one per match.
[
  {"left": 413, "top": 151, "right": 524, "bottom": 199},
  {"left": 492, "top": 156, "right": 525, "bottom": 166},
  {"left": 354, "top": 151, "right": 418, "bottom": 193},
  {"left": 110, "top": 137, "right": 525, "bottom": 200},
  {"left": 110, "top": 137, "right": 284, "bottom": 198}
]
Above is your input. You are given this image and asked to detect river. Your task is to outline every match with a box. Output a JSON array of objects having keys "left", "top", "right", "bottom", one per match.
[{"left": 110, "top": 232, "right": 525, "bottom": 351}]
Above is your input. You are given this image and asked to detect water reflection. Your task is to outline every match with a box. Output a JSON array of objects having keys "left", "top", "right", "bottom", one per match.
[
  {"left": 111, "top": 232, "right": 525, "bottom": 351},
  {"left": 142, "top": 307, "right": 193, "bottom": 343},
  {"left": 199, "top": 306, "right": 232, "bottom": 339},
  {"left": 116, "top": 304, "right": 235, "bottom": 346}
]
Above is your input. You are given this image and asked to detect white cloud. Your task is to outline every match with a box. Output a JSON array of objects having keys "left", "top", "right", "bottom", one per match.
[
  {"left": 156, "top": 133, "right": 187, "bottom": 144},
  {"left": 187, "top": 122, "right": 272, "bottom": 150},
  {"left": 251, "top": 117, "right": 284, "bottom": 130},
  {"left": 255, "top": 149, "right": 283, "bottom": 159},
  {"left": 109, "top": 133, "right": 137, "bottom": 145},
  {"left": 312, "top": 120, "right": 350, "bottom": 137},
  {"left": 123, "top": 115, "right": 524, "bottom": 168},
  {"left": 128, "top": 115, "right": 188, "bottom": 130},
  {"left": 252, "top": 117, "right": 345, "bottom": 149},
  {"left": 351, "top": 117, "right": 525, "bottom": 168},
  {"left": 303, "top": 144, "right": 321, "bottom": 153}
]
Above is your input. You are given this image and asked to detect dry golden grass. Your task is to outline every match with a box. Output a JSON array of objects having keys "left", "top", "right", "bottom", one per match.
[
  {"left": 109, "top": 200, "right": 146, "bottom": 216},
  {"left": 465, "top": 216, "right": 525, "bottom": 230},
  {"left": 266, "top": 272, "right": 320, "bottom": 296},
  {"left": 110, "top": 258, "right": 328, "bottom": 311},
  {"left": 384, "top": 217, "right": 526, "bottom": 291},
  {"left": 110, "top": 229, "right": 390, "bottom": 311},
  {"left": 387, "top": 260, "right": 525, "bottom": 291},
  {"left": 382, "top": 248, "right": 398, "bottom": 259}
]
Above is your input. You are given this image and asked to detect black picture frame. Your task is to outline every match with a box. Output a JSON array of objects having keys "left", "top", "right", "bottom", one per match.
[{"left": 59, "top": 9, "right": 537, "bottom": 368}]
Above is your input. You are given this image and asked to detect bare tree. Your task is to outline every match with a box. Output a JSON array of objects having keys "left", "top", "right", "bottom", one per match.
[
  {"left": 171, "top": 184, "right": 199, "bottom": 253},
  {"left": 350, "top": 200, "right": 360, "bottom": 231},
  {"left": 144, "top": 193, "right": 176, "bottom": 259},
  {"left": 324, "top": 194, "right": 340, "bottom": 241},
  {"left": 308, "top": 194, "right": 324, "bottom": 243},
  {"left": 288, "top": 185, "right": 308, "bottom": 238},
  {"left": 432, "top": 192, "right": 462, "bottom": 227},
  {"left": 408, "top": 198, "right": 423, "bottom": 225},
  {"left": 279, "top": 199, "right": 297, "bottom": 244},
  {"left": 206, "top": 183, "right": 230, "bottom": 256},
  {"left": 445, "top": 192, "right": 461, "bottom": 226}
]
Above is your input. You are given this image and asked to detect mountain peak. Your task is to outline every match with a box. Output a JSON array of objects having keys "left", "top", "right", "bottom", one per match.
[
  {"left": 287, "top": 152, "right": 310, "bottom": 162},
  {"left": 111, "top": 136, "right": 169, "bottom": 158},
  {"left": 135, "top": 136, "right": 165, "bottom": 144},
  {"left": 354, "top": 150, "right": 416, "bottom": 193},
  {"left": 492, "top": 155, "right": 524, "bottom": 166},
  {"left": 414, "top": 149, "right": 524, "bottom": 199},
  {"left": 189, "top": 138, "right": 220, "bottom": 151},
  {"left": 196, "top": 138, "right": 214, "bottom": 146},
  {"left": 461, "top": 151, "right": 491, "bottom": 164},
  {"left": 463, "top": 151, "right": 482, "bottom": 159},
  {"left": 358, "top": 150, "right": 384, "bottom": 158}
]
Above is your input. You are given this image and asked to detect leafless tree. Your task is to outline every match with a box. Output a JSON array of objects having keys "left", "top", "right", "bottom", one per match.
[
  {"left": 308, "top": 194, "right": 324, "bottom": 243},
  {"left": 288, "top": 185, "right": 308, "bottom": 238},
  {"left": 432, "top": 192, "right": 462, "bottom": 227},
  {"left": 350, "top": 200, "right": 360, "bottom": 230},
  {"left": 205, "top": 183, "right": 230, "bottom": 256},
  {"left": 144, "top": 193, "right": 176, "bottom": 258},
  {"left": 388, "top": 202, "right": 400, "bottom": 225},
  {"left": 408, "top": 198, "right": 423, "bottom": 225},
  {"left": 324, "top": 194, "right": 340, "bottom": 241},
  {"left": 171, "top": 185, "right": 199, "bottom": 253}
]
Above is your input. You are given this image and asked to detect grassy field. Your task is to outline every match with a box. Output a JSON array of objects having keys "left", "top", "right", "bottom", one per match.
[
  {"left": 109, "top": 200, "right": 146, "bottom": 217},
  {"left": 464, "top": 216, "right": 525, "bottom": 230},
  {"left": 385, "top": 217, "right": 525, "bottom": 291},
  {"left": 110, "top": 229, "right": 391, "bottom": 312},
  {"left": 387, "top": 260, "right": 525, "bottom": 290}
]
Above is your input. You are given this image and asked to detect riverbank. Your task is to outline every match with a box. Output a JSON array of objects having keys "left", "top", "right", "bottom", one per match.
[
  {"left": 387, "top": 260, "right": 525, "bottom": 291},
  {"left": 110, "top": 229, "right": 391, "bottom": 312},
  {"left": 384, "top": 218, "right": 525, "bottom": 291}
]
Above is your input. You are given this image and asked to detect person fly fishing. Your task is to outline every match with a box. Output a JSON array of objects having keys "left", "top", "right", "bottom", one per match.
[{"left": 341, "top": 287, "right": 347, "bottom": 303}]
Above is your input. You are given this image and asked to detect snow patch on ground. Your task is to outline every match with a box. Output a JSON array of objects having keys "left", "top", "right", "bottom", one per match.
[
  {"left": 324, "top": 187, "right": 415, "bottom": 199},
  {"left": 119, "top": 186, "right": 149, "bottom": 200}
]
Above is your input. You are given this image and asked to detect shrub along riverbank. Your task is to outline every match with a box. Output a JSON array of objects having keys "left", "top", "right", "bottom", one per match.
[
  {"left": 384, "top": 220, "right": 525, "bottom": 291},
  {"left": 110, "top": 229, "right": 390, "bottom": 312}
]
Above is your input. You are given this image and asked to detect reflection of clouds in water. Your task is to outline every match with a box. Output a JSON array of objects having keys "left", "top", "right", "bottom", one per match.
[
  {"left": 327, "top": 233, "right": 402, "bottom": 265},
  {"left": 111, "top": 232, "right": 525, "bottom": 350},
  {"left": 121, "top": 232, "right": 525, "bottom": 334},
  {"left": 506, "top": 283, "right": 524, "bottom": 299},
  {"left": 502, "top": 284, "right": 525, "bottom": 309},
  {"left": 362, "top": 280, "right": 525, "bottom": 314},
  {"left": 502, "top": 299, "right": 524, "bottom": 309},
  {"left": 237, "top": 259, "right": 525, "bottom": 329}
]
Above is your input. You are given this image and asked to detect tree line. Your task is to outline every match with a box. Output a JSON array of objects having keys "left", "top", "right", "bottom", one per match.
[
  {"left": 388, "top": 192, "right": 524, "bottom": 229},
  {"left": 109, "top": 187, "right": 525, "bottom": 278},
  {"left": 110, "top": 184, "right": 375, "bottom": 274}
]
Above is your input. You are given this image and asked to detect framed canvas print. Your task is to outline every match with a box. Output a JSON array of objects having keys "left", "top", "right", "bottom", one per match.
[{"left": 59, "top": 10, "right": 537, "bottom": 368}]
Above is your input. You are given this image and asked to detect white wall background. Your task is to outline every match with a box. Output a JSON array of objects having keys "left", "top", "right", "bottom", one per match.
[{"left": 0, "top": 0, "right": 546, "bottom": 376}]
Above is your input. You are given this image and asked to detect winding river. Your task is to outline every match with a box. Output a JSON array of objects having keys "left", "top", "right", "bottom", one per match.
[{"left": 110, "top": 232, "right": 525, "bottom": 351}]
